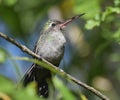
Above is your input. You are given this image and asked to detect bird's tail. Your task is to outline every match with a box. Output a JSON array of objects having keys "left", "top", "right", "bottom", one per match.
[{"left": 22, "top": 64, "right": 49, "bottom": 97}]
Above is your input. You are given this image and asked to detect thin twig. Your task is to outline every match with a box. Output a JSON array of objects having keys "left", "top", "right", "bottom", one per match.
[{"left": 0, "top": 32, "right": 110, "bottom": 100}]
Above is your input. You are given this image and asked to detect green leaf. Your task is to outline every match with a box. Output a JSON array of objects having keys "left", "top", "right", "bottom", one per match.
[
  {"left": 80, "top": 93, "right": 88, "bottom": 100},
  {"left": 113, "top": 28, "right": 120, "bottom": 44},
  {"left": 0, "top": 76, "right": 14, "bottom": 93},
  {"left": 0, "top": 76, "right": 43, "bottom": 100},
  {"left": 14, "top": 82, "right": 42, "bottom": 100},
  {"left": 2, "top": 0, "right": 17, "bottom": 6},
  {"left": 114, "top": 0, "right": 120, "bottom": 6},
  {"left": 74, "top": 0, "right": 101, "bottom": 19},
  {"left": 0, "top": 48, "right": 7, "bottom": 63},
  {"left": 85, "top": 19, "right": 100, "bottom": 29},
  {"left": 52, "top": 76, "right": 76, "bottom": 100},
  {"left": 102, "top": 7, "right": 120, "bottom": 21}
]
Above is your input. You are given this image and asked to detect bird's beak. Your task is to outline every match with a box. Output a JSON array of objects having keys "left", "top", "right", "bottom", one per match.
[{"left": 59, "top": 13, "right": 85, "bottom": 29}]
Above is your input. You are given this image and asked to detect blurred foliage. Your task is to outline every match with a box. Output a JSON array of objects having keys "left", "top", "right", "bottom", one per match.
[
  {"left": 0, "top": 47, "right": 7, "bottom": 63},
  {"left": 0, "top": 75, "right": 43, "bottom": 100},
  {"left": 0, "top": 0, "right": 120, "bottom": 100},
  {"left": 52, "top": 76, "right": 76, "bottom": 100}
]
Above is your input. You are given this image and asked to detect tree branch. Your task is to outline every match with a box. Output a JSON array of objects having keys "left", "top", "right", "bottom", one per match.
[{"left": 0, "top": 32, "right": 109, "bottom": 100}]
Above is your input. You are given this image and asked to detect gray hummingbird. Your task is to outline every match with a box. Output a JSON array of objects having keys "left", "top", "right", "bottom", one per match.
[{"left": 22, "top": 14, "right": 84, "bottom": 98}]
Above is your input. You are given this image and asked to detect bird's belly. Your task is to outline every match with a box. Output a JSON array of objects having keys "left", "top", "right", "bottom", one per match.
[{"left": 37, "top": 44, "right": 64, "bottom": 66}]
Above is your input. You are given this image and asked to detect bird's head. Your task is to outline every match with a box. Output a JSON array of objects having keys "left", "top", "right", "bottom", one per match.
[{"left": 43, "top": 13, "right": 85, "bottom": 32}]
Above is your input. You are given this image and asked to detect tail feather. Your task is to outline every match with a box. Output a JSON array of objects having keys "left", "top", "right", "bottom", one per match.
[
  {"left": 22, "top": 64, "right": 50, "bottom": 98},
  {"left": 38, "top": 80, "right": 48, "bottom": 97}
]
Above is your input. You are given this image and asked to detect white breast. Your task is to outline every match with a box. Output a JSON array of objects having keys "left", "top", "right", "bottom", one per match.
[{"left": 36, "top": 30, "right": 66, "bottom": 65}]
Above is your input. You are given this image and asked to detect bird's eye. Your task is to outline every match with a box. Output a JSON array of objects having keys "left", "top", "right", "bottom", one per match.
[{"left": 51, "top": 23, "right": 56, "bottom": 27}]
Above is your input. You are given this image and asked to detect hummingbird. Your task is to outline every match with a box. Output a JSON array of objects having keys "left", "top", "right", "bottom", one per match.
[{"left": 22, "top": 14, "right": 84, "bottom": 98}]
